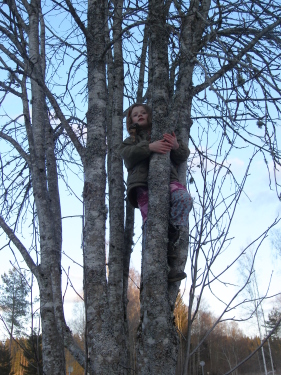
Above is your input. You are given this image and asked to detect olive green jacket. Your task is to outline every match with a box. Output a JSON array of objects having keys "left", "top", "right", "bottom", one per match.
[{"left": 119, "top": 129, "right": 189, "bottom": 208}]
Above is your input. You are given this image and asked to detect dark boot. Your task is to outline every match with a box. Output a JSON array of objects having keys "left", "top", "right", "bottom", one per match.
[
  {"left": 168, "top": 270, "right": 187, "bottom": 283},
  {"left": 167, "top": 224, "right": 186, "bottom": 282},
  {"left": 167, "top": 224, "right": 180, "bottom": 260}
]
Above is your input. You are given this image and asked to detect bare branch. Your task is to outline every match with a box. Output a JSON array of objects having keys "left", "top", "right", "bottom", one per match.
[{"left": 0, "top": 216, "right": 40, "bottom": 281}]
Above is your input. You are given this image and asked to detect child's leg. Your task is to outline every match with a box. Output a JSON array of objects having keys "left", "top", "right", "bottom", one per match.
[
  {"left": 170, "top": 189, "right": 193, "bottom": 227},
  {"left": 140, "top": 187, "right": 193, "bottom": 283},
  {"left": 137, "top": 187, "right": 149, "bottom": 223},
  {"left": 167, "top": 189, "right": 193, "bottom": 282},
  {"left": 168, "top": 188, "right": 193, "bottom": 251}
]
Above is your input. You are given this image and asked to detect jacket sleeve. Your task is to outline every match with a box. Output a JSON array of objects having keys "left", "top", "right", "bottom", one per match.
[
  {"left": 119, "top": 136, "right": 151, "bottom": 170},
  {"left": 170, "top": 139, "right": 190, "bottom": 165}
]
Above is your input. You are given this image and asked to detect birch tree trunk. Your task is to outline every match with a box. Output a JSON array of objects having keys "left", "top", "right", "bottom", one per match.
[
  {"left": 137, "top": 0, "right": 179, "bottom": 373},
  {"left": 107, "top": 0, "right": 129, "bottom": 368},
  {"left": 84, "top": 0, "right": 124, "bottom": 372},
  {"left": 28, "top": 1, "right": 66, "bottom": 372}
]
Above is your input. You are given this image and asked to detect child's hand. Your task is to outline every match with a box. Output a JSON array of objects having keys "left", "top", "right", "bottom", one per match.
[
  {"left": 149, "top": 139, "right": 172, "bottom": 154},
  {"left": 162, "top": 132, "right": 179, "bottom": 150}
]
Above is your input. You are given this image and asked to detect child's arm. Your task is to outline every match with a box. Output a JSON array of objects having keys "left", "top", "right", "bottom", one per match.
[
  {"left": 120, "top": 135, "right": 173, "bottom": 170},
  {"left": 163, "top": 132, "right": 189, "bottom": 163},
  {"left": 149, "top": 140, "right": 172, "bottom": 154},
  {"left": 162, "top": 132, "right": 179, "bottom": 150},
  {"left": 120, "top": 132, "right": 184, "bottom": 170}
]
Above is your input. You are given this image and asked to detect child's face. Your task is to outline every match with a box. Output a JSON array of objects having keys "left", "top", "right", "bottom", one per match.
[{"left": 131, "top": 106, "right": 149, "bottom": 128}]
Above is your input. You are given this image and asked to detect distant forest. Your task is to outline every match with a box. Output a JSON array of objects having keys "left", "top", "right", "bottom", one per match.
[{"left": 1, "top": 269, "right": 280, "bottom": 375}]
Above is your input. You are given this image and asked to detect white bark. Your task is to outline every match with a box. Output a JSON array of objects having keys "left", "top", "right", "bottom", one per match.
[
  {"left": 28, "top": 1, "right": 66, "bottom": 372},
  {"left": 107, "top": 0, "right": 128, "bottom": 366},
  {"left": 84, "top": 0, "right": 122, "bottom": 372},
  {"left": 137, "top": 0, "right": 179, "bottom": 373}
]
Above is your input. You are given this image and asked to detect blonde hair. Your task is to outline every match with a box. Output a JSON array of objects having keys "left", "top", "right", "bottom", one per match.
[{"left": 126, "top": 103, "right": 152, "bottom": 133}]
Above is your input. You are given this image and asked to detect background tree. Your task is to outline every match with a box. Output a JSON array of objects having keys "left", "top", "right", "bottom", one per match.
[
  {"left": 271, "top": 229, "right": 281, "bottom": 257},
  {"left": 266, "top": 307, "right": 281, "bottom": 338},
  {"left": 174, "top": 297, "right": 281, "bottom": 375},
  {"left": 0, "top": 341, "right": 14, "bottom": 375},
  {"left": 0, "top": 269, "right": 29, "bottom": 352},
  {"left": 21, "top": 333, "right": 43, "bottom": 375},
  {"left": 127, "top": 267, "right": 140, "bottom": 374},
  {"left": 9, "top": 338, "right": 27, "bottom": 375},
  {"left": 0, "top": 0, "right": 281, "bottom": 374},
  {"left": 174, "top": 294, "right": 189, "bottom": 374},
  {"left": 264, "top": 304, "right": 281, "bottom": 372},
  {"left": 69, "top": 302, "right": 85, "bottom": 342},
  {"left": 65, "top": 335, "right": 84, "bottom": 375}
]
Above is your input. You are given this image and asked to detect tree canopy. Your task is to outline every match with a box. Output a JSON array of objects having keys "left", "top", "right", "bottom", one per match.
[
  {"left": 0, "top": 269, "right": 29, "bottom": 348},
  {"left": 0, "top": 341, "right": 13, "bottom": 375}
]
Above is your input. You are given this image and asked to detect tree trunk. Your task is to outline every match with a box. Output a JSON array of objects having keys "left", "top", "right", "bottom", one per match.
[
  {"left": 137, "top": 0, "right": 179, "bottom": 373},
  {"left": 28, "top": 1, "right": 66, "bottom": 373},
  {"left": 85, "top": 0, "right": 121, "bottom": 372},
  {"left": 107, "top": 0, "right": 128, "bottom": 368}
]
